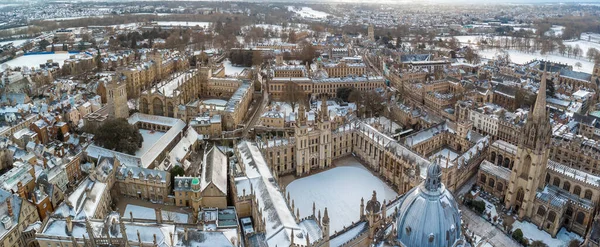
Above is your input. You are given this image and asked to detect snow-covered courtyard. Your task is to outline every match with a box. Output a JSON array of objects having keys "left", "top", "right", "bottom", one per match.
[
  {"left": 135, "top": 129, "right": 166, "bottom": 157},
  {"left": 286, "top": 156, "right": 398, "bottom": 234},
  {"left": 223, "top": 59, "right": 248, "bottom": 76},
  {"left": 122, "top": 204, "right": 189, "bottom": 223},
  {"left": 430, "top": 148, "right": 460, "bottom": 161},
  {"left": 512, "top": 220, "right": 582, "bottom": 247}
]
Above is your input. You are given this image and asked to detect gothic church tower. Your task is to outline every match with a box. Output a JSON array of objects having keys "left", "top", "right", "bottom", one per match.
[
  {"left": 318, "top": 97, "right": 332, "bottom": 169},
  {"left": 504, "top": 70, "right": 552, "bottom": 219},
  {"left": 107, "top": 77, "right": 129, "bottom": 119}
]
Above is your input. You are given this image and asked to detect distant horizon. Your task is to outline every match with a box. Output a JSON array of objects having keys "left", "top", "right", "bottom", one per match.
[{"left": 5, "top": 0, "right": 600, "bottom": 4}]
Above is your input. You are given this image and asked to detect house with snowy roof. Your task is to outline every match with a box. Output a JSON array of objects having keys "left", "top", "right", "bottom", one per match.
[
  {"left": 0, "top": 188, "right": 40, "bottom": 247},
  {"left": 174, "top": 146, "right": 228, "bottom": 220}
]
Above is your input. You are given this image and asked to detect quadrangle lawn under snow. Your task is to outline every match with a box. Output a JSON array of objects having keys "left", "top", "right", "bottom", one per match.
[
  {"left": 122, "top": 204, "right": 189, "bottom": 223},
  {"left": 286, "top": 156, "right": 398, "bottom": 235},
  {"left": 512, "top": 219, "right": 582, "bottom": 247},
  {"left": 135, "top": 129, "right": 166, "bottom": 157}
]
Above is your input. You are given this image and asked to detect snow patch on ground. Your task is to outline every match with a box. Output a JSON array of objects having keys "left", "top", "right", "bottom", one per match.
[
  {"left": 223, "top": 59, "right": 248, "bottom": 76},
  {"left": 122, "top": 204, "right": 188, "bottom": 223},
  {"left": 478, "top": 48, "right": 594, "bottom": 73},
  {"left": 512, "top": 220, "right": 582, "bottom": 247},
  {"left": 1, "top": 53, "right": 73, "bottom": 72},
  {"left": 135, "top": 129, "right": 166, "bottom": 157},
  {"left": 286, "top": 156, "right": 398, "bottom": 235},
  {"left": 0, "top": 39, "right": 29, "bottom": 47},
  {"left": 287, "top": 6, "right": 330, "bottom": 19},
  {"left": 155, "top": 21, "right": 211, "bottom": 28}
]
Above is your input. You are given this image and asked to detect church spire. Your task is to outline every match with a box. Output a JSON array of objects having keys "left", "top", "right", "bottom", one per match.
[{"left": 532, "top": 67, "right": 548, "bottom": 121}]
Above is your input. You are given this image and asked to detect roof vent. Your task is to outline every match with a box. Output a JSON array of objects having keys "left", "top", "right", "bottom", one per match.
[{"left": 1, "top": 215, "right": 12, "bottom": 230}]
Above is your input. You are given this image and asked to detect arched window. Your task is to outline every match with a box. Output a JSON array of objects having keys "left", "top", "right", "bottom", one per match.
[
  {"left": 488, "top": 178, "right": 495, "bottom": 187},
  {"left": 520, "top": 155, "right": 532, "bottom": 178},
  {"left": 140, "top": 98, "right": 149, "bottom": 114},
  {"left": 153, "top": 98, "right": 164, "bottom": 116},
  {"left": 490, "top": 152, "right": 496, "bottom": 163},
  {"left": 547, "top": 211, "right": 557, "bottom": 223},
  {"left": 566, "top": 207, "right": 574, "bottom": 217},
  {"left": 496, "top": 182, "right": 504, "bottom": 192},
  {"left": 536, "top": 206, "right": 546, "bottom": 217},
  {"left": 563, "top": 182, "right": 571, "bottom": 192},
  {"left": 545, "top": 173, "right": 550, "bottom": 184},
  {"left": 576, "top": 212, "right": 586, "bottom": 225},
  {"left": 516, "top": 188, "right": 525, "bottom": 203},
  {"left": 553, "top": 177, "right": 561, "bottom": 187},
  {"left": 573, "top": 186, "right": 581, "bottom": 197},
  {"left": 480, "top": 174, "right": 487, "bottom": 183},
  {"left": 585, "top": 190, "right": 593, "bottom": 200}
]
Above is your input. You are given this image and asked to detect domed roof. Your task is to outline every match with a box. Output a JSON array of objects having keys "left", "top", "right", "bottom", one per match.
[
  {"left": 365, "top": 191, "right": 381, "bottom": 214},
  {"left": 395, "top": 161, "right": 464, "bottom": 247}
]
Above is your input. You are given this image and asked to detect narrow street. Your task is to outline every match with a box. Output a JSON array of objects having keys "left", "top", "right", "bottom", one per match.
[{"left": 242, "top": 86, "right": 269, "bottom": 138}]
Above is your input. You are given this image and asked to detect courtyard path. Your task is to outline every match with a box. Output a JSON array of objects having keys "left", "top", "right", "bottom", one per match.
[{"left": 461, "top": 204, "right": 520, "bottom": 247}]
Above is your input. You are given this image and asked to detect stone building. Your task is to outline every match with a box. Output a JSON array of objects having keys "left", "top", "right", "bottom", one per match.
[
  {"left": 174, "top": 146, "right": 228, "bottom": 220},
  {"left": 0, "top": 189, "right": 40, "bottom": 247},
  {"left": 478, "top": 71, "right": 599, "bottom": 237}
]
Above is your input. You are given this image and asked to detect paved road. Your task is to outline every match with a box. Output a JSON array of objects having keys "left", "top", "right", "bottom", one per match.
[
  {"left": 242, "top": 85, "right": 269, "bottom": 138},
  {"left": 460, "top": 204, "right": 519, "bottom": 247}
]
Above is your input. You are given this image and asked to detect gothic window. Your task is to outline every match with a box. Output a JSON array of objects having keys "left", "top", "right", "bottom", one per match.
[
  {"left": 547, "top": 211, "right": 557, "bottom": 223},
  {"left": 520, "top": 155, "right": 532, "bottom": 179},
  {"left": 566, "top": 207, "right": 573, "bottom": 217},
  {"left": 496, "top": 182, "right": 504, "bottom": 192},
  {"left": 562, "top": 182, "right": 571, "bottom": 192},
  {"left": 576, "top": 212, "right": 586, "bottom": 225},
  {"left": 480, "top": 174, "right": 487, "bottom": 183},
  {"left": 552, "top": 177, "right": 561, "bottom": 187},
  {"left": 536, "top": 206, "right": 546, "bottom": 217},
  {"left": 488, "top": 178, "right": 495, "bottom": 188},
  {"left": 573, "top": 186, "right": 582, "bottom": 197},
  {"left": 585, "top": 190, "right": 593, "bottom": 200}
]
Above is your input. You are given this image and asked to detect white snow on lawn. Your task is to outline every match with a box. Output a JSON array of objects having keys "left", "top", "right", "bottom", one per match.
[
  {"left": 478, "top": 48, "right": 594, "bottom": 73},
  {"left": 431, "top": 148, "right": 460, "bottom": 161},
  {"left": 287, "top": 6, "right": 330, "bottom": 19},
  {"left": 223, "top": 59, "right": 248, "bottom": 76},
  {"left": 155, "top": 21, "right": 211, "bottom": 28},
  {"left": 135, "top": 129, "right": 166, "bottom": 157},
  {"left": 122, "top": 204, "right": 189, "bottom": 223},
  {"left": 512, "top": 220, "right": 582, "bottom": 247},
  {"left": 286, "top": 156, "right": 398, "bottom": 235},
  {"left": 0, "top": 53, "right": 72, "bottom": 72},
  {"left": 0, "top": 39, "right": 30, "bottom": 47}
]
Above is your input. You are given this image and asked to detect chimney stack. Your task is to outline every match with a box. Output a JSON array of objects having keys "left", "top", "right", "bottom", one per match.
[
  {"left": 7, "top": 197, "right": 13, "bottom": 217},
  {"left": 66, "top": 216, "right": 73, "bottom": 233},
  {"left": 155, "top": 207, "right": 162, "bottom": 224}
]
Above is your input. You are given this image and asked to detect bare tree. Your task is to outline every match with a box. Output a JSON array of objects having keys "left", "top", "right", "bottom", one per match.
[
  {"left": 587, "top": 48, "right": 599, "bottom": 61},
  {"left": 575, "top": 62, "right": 583, "bottom": 70},
  {"left": 283, "top": 82, "right": 305, "bottom": 112}
]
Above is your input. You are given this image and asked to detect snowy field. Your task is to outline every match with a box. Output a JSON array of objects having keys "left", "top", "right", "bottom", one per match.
[
  {"left": 286, "top": 156, "right": 398, "bottom": 234},
  {"left": 0, "top": 53, "right": 72, "bottom": 72},
  {"left": 122, "top": 205, "right": 189, "bottom": 223},
  {"left": 478, "top": 49, "right": 594, "bottom": 73},
  {"left": 0, "top": 39, "right": 29, "bottom": 47},
  {"left": 223, "top": 59, "right": 248, "bottom": 76},
  {"left": 512, "top": 220, "right": 582, "bottom": 247},
  {"left": 135, "top": 129, "right": 166, "bottom": 157},
  {"left": 287, "top": 6, "right": 330, "bottom": 19},
  {"left": 155, "top": 21, "right": 210, "bottom": 28}
]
